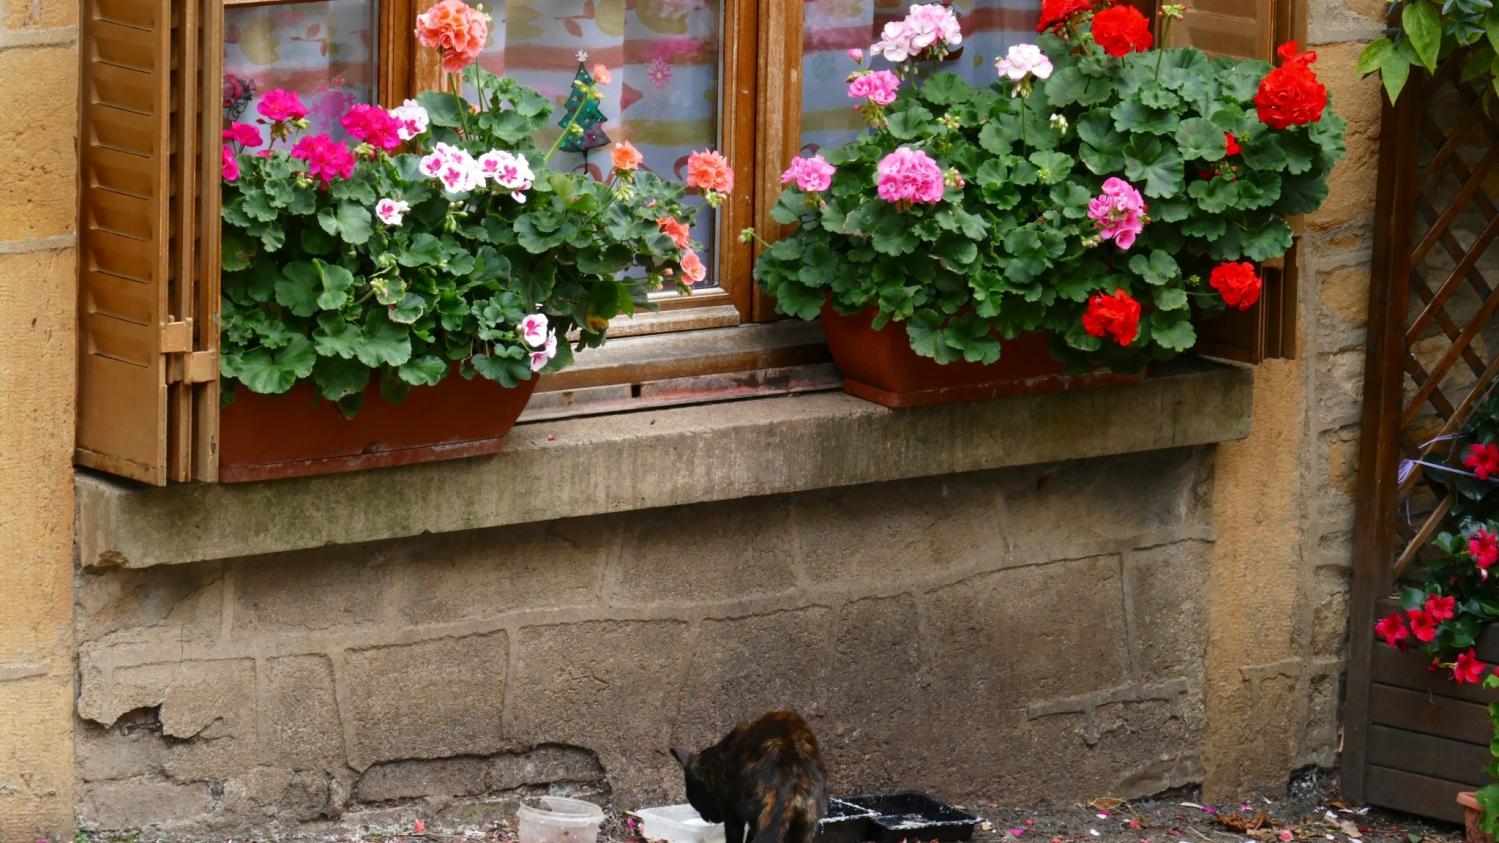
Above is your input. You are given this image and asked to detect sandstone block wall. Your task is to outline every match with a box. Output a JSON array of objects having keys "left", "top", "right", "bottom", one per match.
[{"left": 69, "top": 449, "right": 1308, "bottom": 840}]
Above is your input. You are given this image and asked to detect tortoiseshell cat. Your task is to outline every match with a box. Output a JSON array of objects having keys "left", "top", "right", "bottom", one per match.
[{"left": 671, "top": 711, "right": 827, "bottom": 843}]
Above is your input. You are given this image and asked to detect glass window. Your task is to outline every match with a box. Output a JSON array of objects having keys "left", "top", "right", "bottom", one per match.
[
  {"left": 224, "top": 0, "right": 382, "bottom": 141},
  {"left": 801, "top": 0, "right": 1043, "bottom": 154},
  {"left": 474, "top": 0, "right": 724, "bottom": 290}
]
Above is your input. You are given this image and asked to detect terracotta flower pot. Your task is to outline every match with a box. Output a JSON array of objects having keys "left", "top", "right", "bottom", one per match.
[
  {"left": 218, "top": 372, "right": 538, "bottom": 482},
  {"left": 1461, "top": 792, "right": 1494, "bottom": 843},
  {"left": 819, "top": 304, "right": 1145, "bottom": 408}
]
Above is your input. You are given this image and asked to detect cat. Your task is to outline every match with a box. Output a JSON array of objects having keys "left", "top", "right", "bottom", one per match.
[{"left": 671, "top": 710, "right": 828, "bottom": 843}]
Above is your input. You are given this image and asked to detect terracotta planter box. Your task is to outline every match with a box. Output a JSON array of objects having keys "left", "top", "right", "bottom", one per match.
[
  {"left": 219, "top": 372, "right": 538, "bottom": 483},
  {"left": 1462, "top": 792, "right": 1494, "bottom": 843},
  {"left": 819, "top": 304, "right": 1144, "bottom": 408}
]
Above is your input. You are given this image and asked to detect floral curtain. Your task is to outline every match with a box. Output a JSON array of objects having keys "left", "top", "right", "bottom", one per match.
[{"left": 802, "top": 0, "right": 1043, "bottom": 153}]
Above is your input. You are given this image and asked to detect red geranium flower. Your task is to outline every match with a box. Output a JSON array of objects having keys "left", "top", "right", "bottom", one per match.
[
  {"left": 1374, "top": 613, "right": 1409, "bottom": 648},
  {"left": 1471, "top": 528, "right": 1499, "bottom": 570},
  {"left": 1082, "top": 288, "right": 1142, "bottom": 347},
  {"left": 1037, "top": 0, "right": 1093, "bottom": 32},
  {"left": 1453, "top": 648, "right": 1487, "bottom": 684},
  {"left": 1405, "top": 608, "right": 1438, "bottom": 643},
  {"left": 1424, "top": 594, "right": 1456, "bottom": 623},
  {"left": 1254, "top": 42, "right": 1327, "bottom": 130},
  {"left": 1224, "top": 133, "right": 1241, "bottom": 156},
  {"left": 1090, "top": 4, "right": 1153, "bottom": 57},
  {"left": 1209, "top": 262, "right": 1262, "bottom": 311},
  {"left": 1464, "top": 442, "right": 1499, "bottom": 480}
]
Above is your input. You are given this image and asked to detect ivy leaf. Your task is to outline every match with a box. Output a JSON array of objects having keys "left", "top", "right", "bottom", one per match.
[
  {"left": 1149, "top": 312, "right": 1197, "bottom": 351},
  {"left": 1357, "top": 38, "right": 1394, "bottom": 76},
  {"left": 1381, "top": 48, "right": 1413, "bottom": 102},
  {"left": 354, "top": 313, "right": 413, "bottom": 368},
  {"left": 1403, "top": 0, "right": 1442, "bottom": 72},
  {"left": 397, "top": 354, "right": 449, "bottom": 386},
  {"left": 1176, "top": 117, "right": 1226, "bottom": 161},
  {"left": 275, "top": 261, "right": 321, "bottom": 317},
  {"left": 312, "top": 355, "right": 371, "bottom": 403}
]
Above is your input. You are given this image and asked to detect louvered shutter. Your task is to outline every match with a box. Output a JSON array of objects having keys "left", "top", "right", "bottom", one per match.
[
  {"left": 78, "top": 0, "right": 218, "bottom": 484},
  {"left": 1170, "top": 0, "right": 1303, "bottom": 362}
]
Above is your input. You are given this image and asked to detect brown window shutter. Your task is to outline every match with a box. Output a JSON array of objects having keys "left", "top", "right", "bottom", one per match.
[
  {"left": 1171, "top": 0, "right": 1302, "bottom": 363},
  {"left": 78, "top": 0, "right": 216, "bottom": 485}
]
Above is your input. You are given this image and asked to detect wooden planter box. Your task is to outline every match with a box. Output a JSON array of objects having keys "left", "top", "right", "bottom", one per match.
[
  {"left": 819, "top": 305, "right": 1144, "bottom": 408},
  {"left": 1362, "top": 632, "right": 1498, "bottom": 823},
  {"left": 218, "top": 373, "right": 537, "bottom": 483}
]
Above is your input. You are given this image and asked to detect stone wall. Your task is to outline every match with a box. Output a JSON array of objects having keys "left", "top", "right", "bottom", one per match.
[
  {"left": 74, "top": 450, "right": 1232, "bottom": 839},
  {"left": 0, "top": 0, "right": 76, "bottom": 836}
]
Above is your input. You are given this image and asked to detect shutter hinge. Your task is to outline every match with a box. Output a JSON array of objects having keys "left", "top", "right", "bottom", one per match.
[{"left": 162, "top": 319, "right": 218, "bottom": 384}]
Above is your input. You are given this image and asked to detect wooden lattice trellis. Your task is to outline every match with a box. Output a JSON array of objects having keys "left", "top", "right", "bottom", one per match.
[{"left": 1344, "top": 59, "right": 1499, "bottom": 822}]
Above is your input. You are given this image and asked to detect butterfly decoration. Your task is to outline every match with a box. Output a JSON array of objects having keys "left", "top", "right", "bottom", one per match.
[{"left": 223, "top": 73, "right": 256, "bottom": 121}]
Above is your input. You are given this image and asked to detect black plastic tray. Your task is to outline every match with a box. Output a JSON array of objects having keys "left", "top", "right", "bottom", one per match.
[
  {"left": 842, "top": 792, "right": 979, "bottom": 843},
  {"left": 816, "top": 798, "right": 879, "bottom": 843}
]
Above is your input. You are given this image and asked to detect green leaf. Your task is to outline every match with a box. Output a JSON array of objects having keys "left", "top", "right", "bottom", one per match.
[
  {"left": 1241, "top": 219, "right": 1294, "bottom": 261},
  {"left": 313, "top": 313, "right": 362, "bottom": 359},
  {"left": 1381, "top": 49, "right": 1412, "bottom": 102},
  {"left": 315, "top": 261, "right": 356, "bottom": 310},
  {"left": 921, "top": 72, "right": 973, "bottom": 105},
  {"left": 936, "top": 235, "right": 978, "bottom": 268},
  {"left": 235, "top": 335, "right": 316, "bottom": 394},
  {"left": 221, "top": 229, "right": 255, "bottom": 271},
  {"left": 1176, "top": 117, "right": 1226, "bottom": 161},
  {"left": 886, "top": 105, "right": 934, "bottom": 140},
  {"left": 354, "top": 313, "right": 413, "bottom": 368},
  {"left": 1127, "top": 250, "right": 1180, "bottom": 286},
  {"left": 274, "top": 261, "right": 321, "bottom": 317},
  {"left": 1403, "top": 0, "right": 1442, "bottom": 72},
  {"left": 312, "top": 356, "right": 370, "bottom": 403},
  {"left": 1123, "top": 138, "right": 1185, "bottom": 198},
  {"left": 1357, "top": 38, "right": 1394, "bottom": 75},
  {"left": 1149, "top": 312, "right": 1197, "bottom": 351},
  {"left": 397, "top": 354, "right": 448, "bottom": 386},
  {"left": 979, "top": 122, "right": 1012, "bottom": 156},
  {"left": 335, "top": 202, "right": 373, "bottom": 245},
  {"left": 415, "top": 91, "right": 466, "bottom": 127},
  {"left": 1155, "top": 287, "right": 1189, "bottom": 311},
  {"left": 1487, "top": 9, "right": 1499, "bottom": 53}
]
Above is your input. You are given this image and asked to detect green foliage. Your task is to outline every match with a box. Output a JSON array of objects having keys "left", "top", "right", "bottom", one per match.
[
  {"left": 222, "top": 67, "right": 700, "bottom": 410},
  {"left": 753, "top": 26, "right": 1344, "bottom": 372},
  {"left": 1359, "top": 0, "right": 1499, "bottom": 102}
]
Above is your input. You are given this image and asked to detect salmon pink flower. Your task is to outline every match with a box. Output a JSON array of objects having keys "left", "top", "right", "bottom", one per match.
[
  {"left": 780, "top": 154, "right": 837, "bottom": 193},
  {"left": 415, "top": 0, "right": 489, "bottom": 73},
  {"left": 1472, "top": 528, "right": 1499, "bottom": 570},
  {"left": 875, "top": 147, "right": 945, "bottom": 205},
  {"left": 1082, "top": 288, "right": 1142, "bottom": 346},
  {"left": 680, "top": 249, "right": 707, "bottom": 285},
  {"left": 1374, "top": 613, "right": 1408, "bottom": 647},
  {"left": 341, "top": 104, "right": 403, "bottom": 153},
  {"left": 847, "top": 70, "right": 901, "bottom": 106},
  {"left": 1424, "top": 594, "right": 1456, "bottom": 623},
  {"left": 389, "top": 99, "right": 430, "bottom": 141},
  {"left": 375, "top": 198, "right": 409, "bottom": 225},
  {"left": 221, "top": 145, "right": 239, "bottom": 182},
  {"left": 290, "top": 134, "right": 356, "bottom": 186},
  {"left": 222, "top": 122, "right": 262, "bottom": 148},
  {"left": 611, "top": 141, "right": 644, "bottom": 172},
  {"left": 1464, "top": 443, "right": 1499, "bottom": 480},
  {"left": 258, "top": 88, "right": 308, "bottom": 123},
  {"left": 657, "top": 216, "right": 691, "bottom": 250},
  {"left": 1405, "top": 608, "right": 1438, "bottom": 643},
  {"left": 591, "top": 63, "right": 612, "bottom": 85},
  {"left": 687, "top": 149, "right": 734, "bottom": 194},
  {"left": 1454, "top": 648, "right": 1486, "bottom": 684}
]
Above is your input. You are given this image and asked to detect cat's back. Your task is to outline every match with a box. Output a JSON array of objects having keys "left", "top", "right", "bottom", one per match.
[{"left": 727, "top": 710, "right": 826, "bottom": 780}]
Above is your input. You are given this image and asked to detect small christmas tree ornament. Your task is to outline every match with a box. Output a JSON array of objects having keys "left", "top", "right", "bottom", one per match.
[{"left": 559, "top": 52, "right": 611, "bottom": 153}]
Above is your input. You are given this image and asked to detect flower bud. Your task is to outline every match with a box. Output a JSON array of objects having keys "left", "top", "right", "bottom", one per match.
[{"left": 1049, "top": 112, "right": 1069, "bottom": 133}]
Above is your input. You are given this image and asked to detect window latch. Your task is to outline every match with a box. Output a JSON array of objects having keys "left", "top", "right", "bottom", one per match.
[{"left": 161, "top": 319, "right": 218, "bottom": 384}]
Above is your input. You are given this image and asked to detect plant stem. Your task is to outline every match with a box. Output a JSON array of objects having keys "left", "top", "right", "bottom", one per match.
[{"left": 544, "top": 90, "right": 590, "bottom": 165}]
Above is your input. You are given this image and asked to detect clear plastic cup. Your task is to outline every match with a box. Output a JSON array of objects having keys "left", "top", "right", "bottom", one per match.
[{"left": 517, "top": 796, "right": 607, "bottom": 843}]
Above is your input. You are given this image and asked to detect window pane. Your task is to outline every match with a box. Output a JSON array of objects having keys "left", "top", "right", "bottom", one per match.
[
  {"left": 801, "top": 0, "right": 1042, "bottom": 153},
  {"left": 224, "top": 0, "right": 381, "bottom": 141},
  {"left": 475, "top": 0, "right": 723, "bottom": 289}
]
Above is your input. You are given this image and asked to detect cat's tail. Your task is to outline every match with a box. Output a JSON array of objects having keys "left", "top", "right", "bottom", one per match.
[{"left": 751, "top": 792, "right": 795, "bottom": 843}]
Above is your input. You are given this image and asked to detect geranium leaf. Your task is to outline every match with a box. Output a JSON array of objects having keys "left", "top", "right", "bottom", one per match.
[
  {"left": 1123, "top": 138, "right": 1185, "bottom": 198},
  {"left": 335, "top": 202, "right": 372, "bottom": 245},
  {"left": 921, "top": 72, "right": 973, "bottom": 105},
  {"left": 1176, "top": 117, "right": 1226, "bottom": 162},
  {"left": 315, "top": 260, "right": 356, "bottom": 310},
  {"left": 397, "top": 354, "right": 448, "bottom": 386},
  {"left": 1155, "top": 287, "right": 1189, "bottom": 311},
  {"left": 1148, "top": 312, "right": 1196, "bottom": 351},
  {"left": 275, "top": 261, "right": 321, "bottom": 317},
  {"left": 354, "top": 312, "right": 413, "bottom": 368},
  {"left": 313, "top": 313, "right": 362, "bottom": 359},
  {"left": 312, "top": 355, "right": 371, "bottom": 402}
]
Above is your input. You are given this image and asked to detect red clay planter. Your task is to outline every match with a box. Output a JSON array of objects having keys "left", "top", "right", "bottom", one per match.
[
  {"left": 218, "top": 373, "right": 537, "bottom": 482},
  {"left": 1461, "top": 792, "right": 1493, "bottom": 843},
  {"left": 819, "top": 304, "right": 1144, "bottom": 409}
]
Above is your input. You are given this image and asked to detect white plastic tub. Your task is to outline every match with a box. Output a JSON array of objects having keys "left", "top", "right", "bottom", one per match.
[
  {"left": 631, "top": 804, "right": 726, "bottom": 843},
  {"left": 517, "top": 796, "right": 607, "bottom": 843}
]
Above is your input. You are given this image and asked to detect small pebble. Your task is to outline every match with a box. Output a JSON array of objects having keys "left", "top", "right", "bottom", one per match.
[{"left": 1090, "top": 831, "right": 1101, "bottom": 838}]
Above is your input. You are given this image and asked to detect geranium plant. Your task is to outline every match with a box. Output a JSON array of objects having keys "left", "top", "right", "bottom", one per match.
[
  {"left": 752, "top": 1, "right": 1345, "bottom": 372},
  {"left": 219, "top": 0, "right": 730, "bottom": 414}
]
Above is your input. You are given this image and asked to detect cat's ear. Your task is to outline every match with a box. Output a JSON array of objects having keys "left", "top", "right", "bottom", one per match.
[{"left": 670, "top": 747, "right": 693, "bottom": 769}]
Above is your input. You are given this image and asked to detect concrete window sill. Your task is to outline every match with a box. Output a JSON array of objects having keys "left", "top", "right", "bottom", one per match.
[{"left": 75, "top": 357, "right": 1253, "bottom": 569}]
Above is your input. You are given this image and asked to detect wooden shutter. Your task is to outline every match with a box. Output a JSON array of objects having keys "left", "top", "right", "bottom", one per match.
[
  {"left": 78, "top": 0, "right": 218, "bottom": 484},
  {"left": 1169, "top": 0, "right": 1304, "bottom": 363}
]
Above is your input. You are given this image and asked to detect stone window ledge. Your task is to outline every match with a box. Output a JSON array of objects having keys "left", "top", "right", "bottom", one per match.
[{"left": 75, "top": 357, "right": 1252, "bottom": 569}]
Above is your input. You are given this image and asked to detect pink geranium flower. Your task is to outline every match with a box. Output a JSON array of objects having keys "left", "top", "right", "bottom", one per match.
[
  {"left": 876, "top": 147, "right": 946, "bottom": 206},
  {"left": 341, "top": 104, "right": 404, "bottom": 152},
  {"left": 780, "top": 154, "right": 837, "bottom": 193},
  {"left": 290, "top": 133, "right": 356, "bottom": 186},
  {"left": 1087, "top": 177, "right": 1147, "bottom": 249},
  {"left": 221, "top": 145, "right": 239, "bottom": 182},
  {"left": 995, "top": 43, "right": 1053, "bottom": 81},
  {"left": 222, "top": 122, "right": 263, "bottom": 148},
  {"left": 258, "top": 88, "right": 308, "bottom": 123},
  {"left": 871, "top": 3, "right": 963, "bottom": 62},
  {"left": 847, "top": 70, "right": 900, "bottom": 106}
]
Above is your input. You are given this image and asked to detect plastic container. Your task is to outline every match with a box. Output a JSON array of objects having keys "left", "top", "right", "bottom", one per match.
[
  {"left": 518, "top": 796, "right": 607, "bottom": 843},
  {"left": 631, "top": 804, "right": 727, "bottom": 843},
  {"left": 843, "top": 793, "right": 979, "bottom": 843},
  {"left": 816, "top": 798, "right": 878, "bottom": 843}
]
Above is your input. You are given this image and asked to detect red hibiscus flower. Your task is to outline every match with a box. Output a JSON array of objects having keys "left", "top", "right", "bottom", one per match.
[
  {"left": 1454, "top": 648, "right": 1487, "bottom": 684},
  {"left": 1405, "top": 609, "right": 1438, "bottom": 643},
  {"left": 1471, "top": 528, "right": 1499, "bottom": 570},
  {"left": 1037, "top": 0, "right": 1093, "bottom": 32},
  {"left": 1424, "top": 594, "right": 1456, "bottom": 623},
  {"left": 1090, "top": 5, "right": 1153, "bottom": 57},
  {"left": 1464, "top": 442, "right": 1499, "bottom": 480},
  {"left": 1254, "top": 42, "right": 1327, "bottom": 130},
  {"left": 1209, "top": 262, "right": 1262, "bottom": 311},
  {"left": 1082, "top": 288, "right": 1142, "bottom": 347},
  {"left": 1374, "top": 613, "right": 1409, "bottom": 648},
  {"left": 1224, "top": 133, "right": 1242, "bottom": 156}
]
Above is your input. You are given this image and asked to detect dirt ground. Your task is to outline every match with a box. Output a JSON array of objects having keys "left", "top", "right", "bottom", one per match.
[{"left": 293, "top": 769, "right": 1463, "bottom": 843}]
